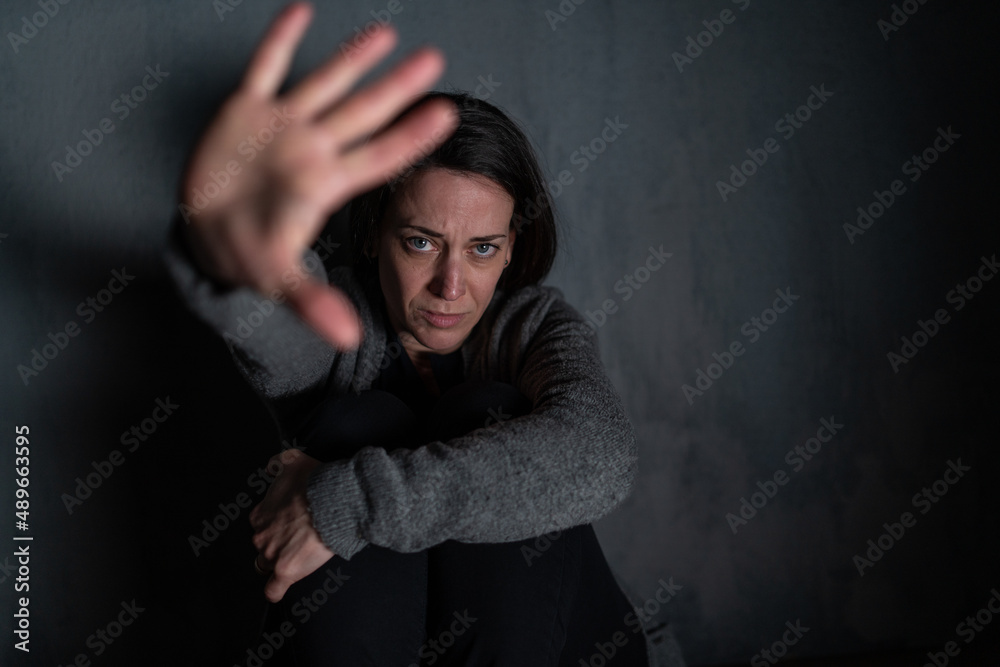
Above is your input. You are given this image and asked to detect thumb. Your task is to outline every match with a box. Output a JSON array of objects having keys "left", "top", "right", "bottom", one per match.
[
  {"left": 264, "top": 572, "right": 289, "bottom": 603},
  {"left": 282, "top": 276, "right": 364, "bottom": 350}
]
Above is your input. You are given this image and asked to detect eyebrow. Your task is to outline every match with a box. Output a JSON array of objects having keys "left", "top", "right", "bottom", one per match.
[{"left": 399, "top": 224, "right": 508, "bottom": 243}]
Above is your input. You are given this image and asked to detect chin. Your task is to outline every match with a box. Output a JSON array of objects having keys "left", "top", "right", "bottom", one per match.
[
  {"left": 414, "top": 326, "right": 467, "bottom": 352},
  {"left": 406, "top": 315, "right": 473, "bottom": 351}
]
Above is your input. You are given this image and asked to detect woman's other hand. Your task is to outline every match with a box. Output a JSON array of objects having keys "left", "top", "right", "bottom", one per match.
[
  {"left": 178, "top": 2, "right": 458, "bottom": 349},
  {"left": 250, "top": 448, "right": 333, "bottom": 602}
]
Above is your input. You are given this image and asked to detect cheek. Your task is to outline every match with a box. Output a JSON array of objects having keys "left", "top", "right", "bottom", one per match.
[
  {"left": 399, "top": 263, "right": 430, "bottom": 302},
  {"left": 382, "top": 254, "right": 427, "bottom": 307},
  {"left": 469, "top": 272, "right": 502, "bottom": 309}
]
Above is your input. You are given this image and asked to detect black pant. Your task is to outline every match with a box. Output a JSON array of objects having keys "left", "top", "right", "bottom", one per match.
[{"left": 261, "top": 379, "right": 648, "bottom": 667}]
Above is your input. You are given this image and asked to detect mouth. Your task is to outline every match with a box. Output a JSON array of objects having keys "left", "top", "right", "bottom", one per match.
[{"left": 419, "top": 309, "right": 467, "bottom": 329}]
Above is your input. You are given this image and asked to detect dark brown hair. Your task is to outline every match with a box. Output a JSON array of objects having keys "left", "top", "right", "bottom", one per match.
[{"left": 349, "top": 92, "right": 558, "bottom": 292}]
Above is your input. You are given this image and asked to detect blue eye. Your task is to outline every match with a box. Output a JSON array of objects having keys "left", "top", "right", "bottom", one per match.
[
  {"left": 405, "top": 237, "right": 499, "bottom": 259},
  {"left": 474, "top": 243, "right": 499, "bottom": 258},
  {"left": 407, "top": 237, "right": 432, "bottom": 252}
]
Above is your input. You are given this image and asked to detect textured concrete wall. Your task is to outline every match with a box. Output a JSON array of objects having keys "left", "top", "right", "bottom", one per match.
[{"left": 1, "top": 0, "right": 997, "bottom": 664}]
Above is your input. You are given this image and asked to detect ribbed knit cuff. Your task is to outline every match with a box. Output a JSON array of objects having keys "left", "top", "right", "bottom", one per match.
[
  {"left": 164, "top": 210, "right": 241, "bottom": 296},
  {"left": 305, "top": 459, "right": 369, "bottom": 561}
]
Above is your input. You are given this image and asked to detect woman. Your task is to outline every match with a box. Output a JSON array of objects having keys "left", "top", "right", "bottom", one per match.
[{"left": 166, "top": 3, "right": 665, "bottom": 665}]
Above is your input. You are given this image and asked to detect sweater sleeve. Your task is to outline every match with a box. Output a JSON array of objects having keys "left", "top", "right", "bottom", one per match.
[
  {"left": 160, "top": 214, "right": 339, "bottom": 434},
  {"left": 304, "top": 285, "right": 639, "bottom": 560}
]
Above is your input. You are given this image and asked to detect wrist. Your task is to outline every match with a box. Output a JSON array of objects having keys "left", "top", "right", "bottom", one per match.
[{"left": 305, "top": 460, "right": 369, "bottom": 561}]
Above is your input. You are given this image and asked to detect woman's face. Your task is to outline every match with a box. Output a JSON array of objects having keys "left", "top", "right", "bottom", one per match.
[{"left": 373, "top": 168, "right": 516, "bottom": 360}]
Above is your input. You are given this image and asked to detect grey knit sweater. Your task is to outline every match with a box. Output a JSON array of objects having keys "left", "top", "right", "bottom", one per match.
[
  {"left": 163, "top": 226, "right": 691, "bottom": 667},
  {"left": 164, "top": 226, "right": 639, "bottom": 560}
]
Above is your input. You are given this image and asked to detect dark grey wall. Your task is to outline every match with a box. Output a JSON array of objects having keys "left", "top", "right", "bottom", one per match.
[{"left": 1, "top": 0, "right": 998, "bottom": 665}]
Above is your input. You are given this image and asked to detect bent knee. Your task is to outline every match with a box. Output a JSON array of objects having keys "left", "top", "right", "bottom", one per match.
[
  {"left": 297, "top": 390, "right": 419, "bottom": 460},
  {"left": 425, "top": 379, "right": 532, "bottom": 441}
]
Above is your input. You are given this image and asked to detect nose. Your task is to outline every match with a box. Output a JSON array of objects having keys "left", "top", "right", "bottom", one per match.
[{"left": 428, "top": 251, "right": 466, "bottom": 302}]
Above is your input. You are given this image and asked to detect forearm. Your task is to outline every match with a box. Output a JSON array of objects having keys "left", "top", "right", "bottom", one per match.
[
  {"left": 162, "top": 214, "right": 338, "bottom": 424},
  {"left": 306, "top": 415, "right": 636, "bottom": 560},
  {"left": 305, "top": 297, "right": 638, "bottom": 560}
]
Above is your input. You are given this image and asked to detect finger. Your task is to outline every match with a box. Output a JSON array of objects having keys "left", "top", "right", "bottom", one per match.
[
  {"left": 279, "top": 447, "right": 303, "bottom": 464},
  {"left": 254, "top": 553, "right": 272, "bottom": 575},
  {"left": 265, "top": 571, "right": 291, "bottom": 603},
  {"left": 241, "top": 2, "right": 314, "bottom": 98},
  {"left": 319, "top": 46, "right": 447, "bottom": 144},
  {"left": 282, "top": 276, "right": 364, "bottom": 350},
  {"left": 266, "top": 452, "right": 285, "bottom": 476},
  {"left": 284, "top": 23, "right": 398, "bottom": 119},
  {"left": 332, "top": 97, "right": 458, "bottom": 196}
]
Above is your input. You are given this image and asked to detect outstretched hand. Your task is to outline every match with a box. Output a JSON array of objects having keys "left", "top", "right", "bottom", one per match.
[
  {"left": 178, "top": 1, "right": 458, "bottom": 349},
  {"left": 250, "top": 448, "right": 334, "bottom": 603}
]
